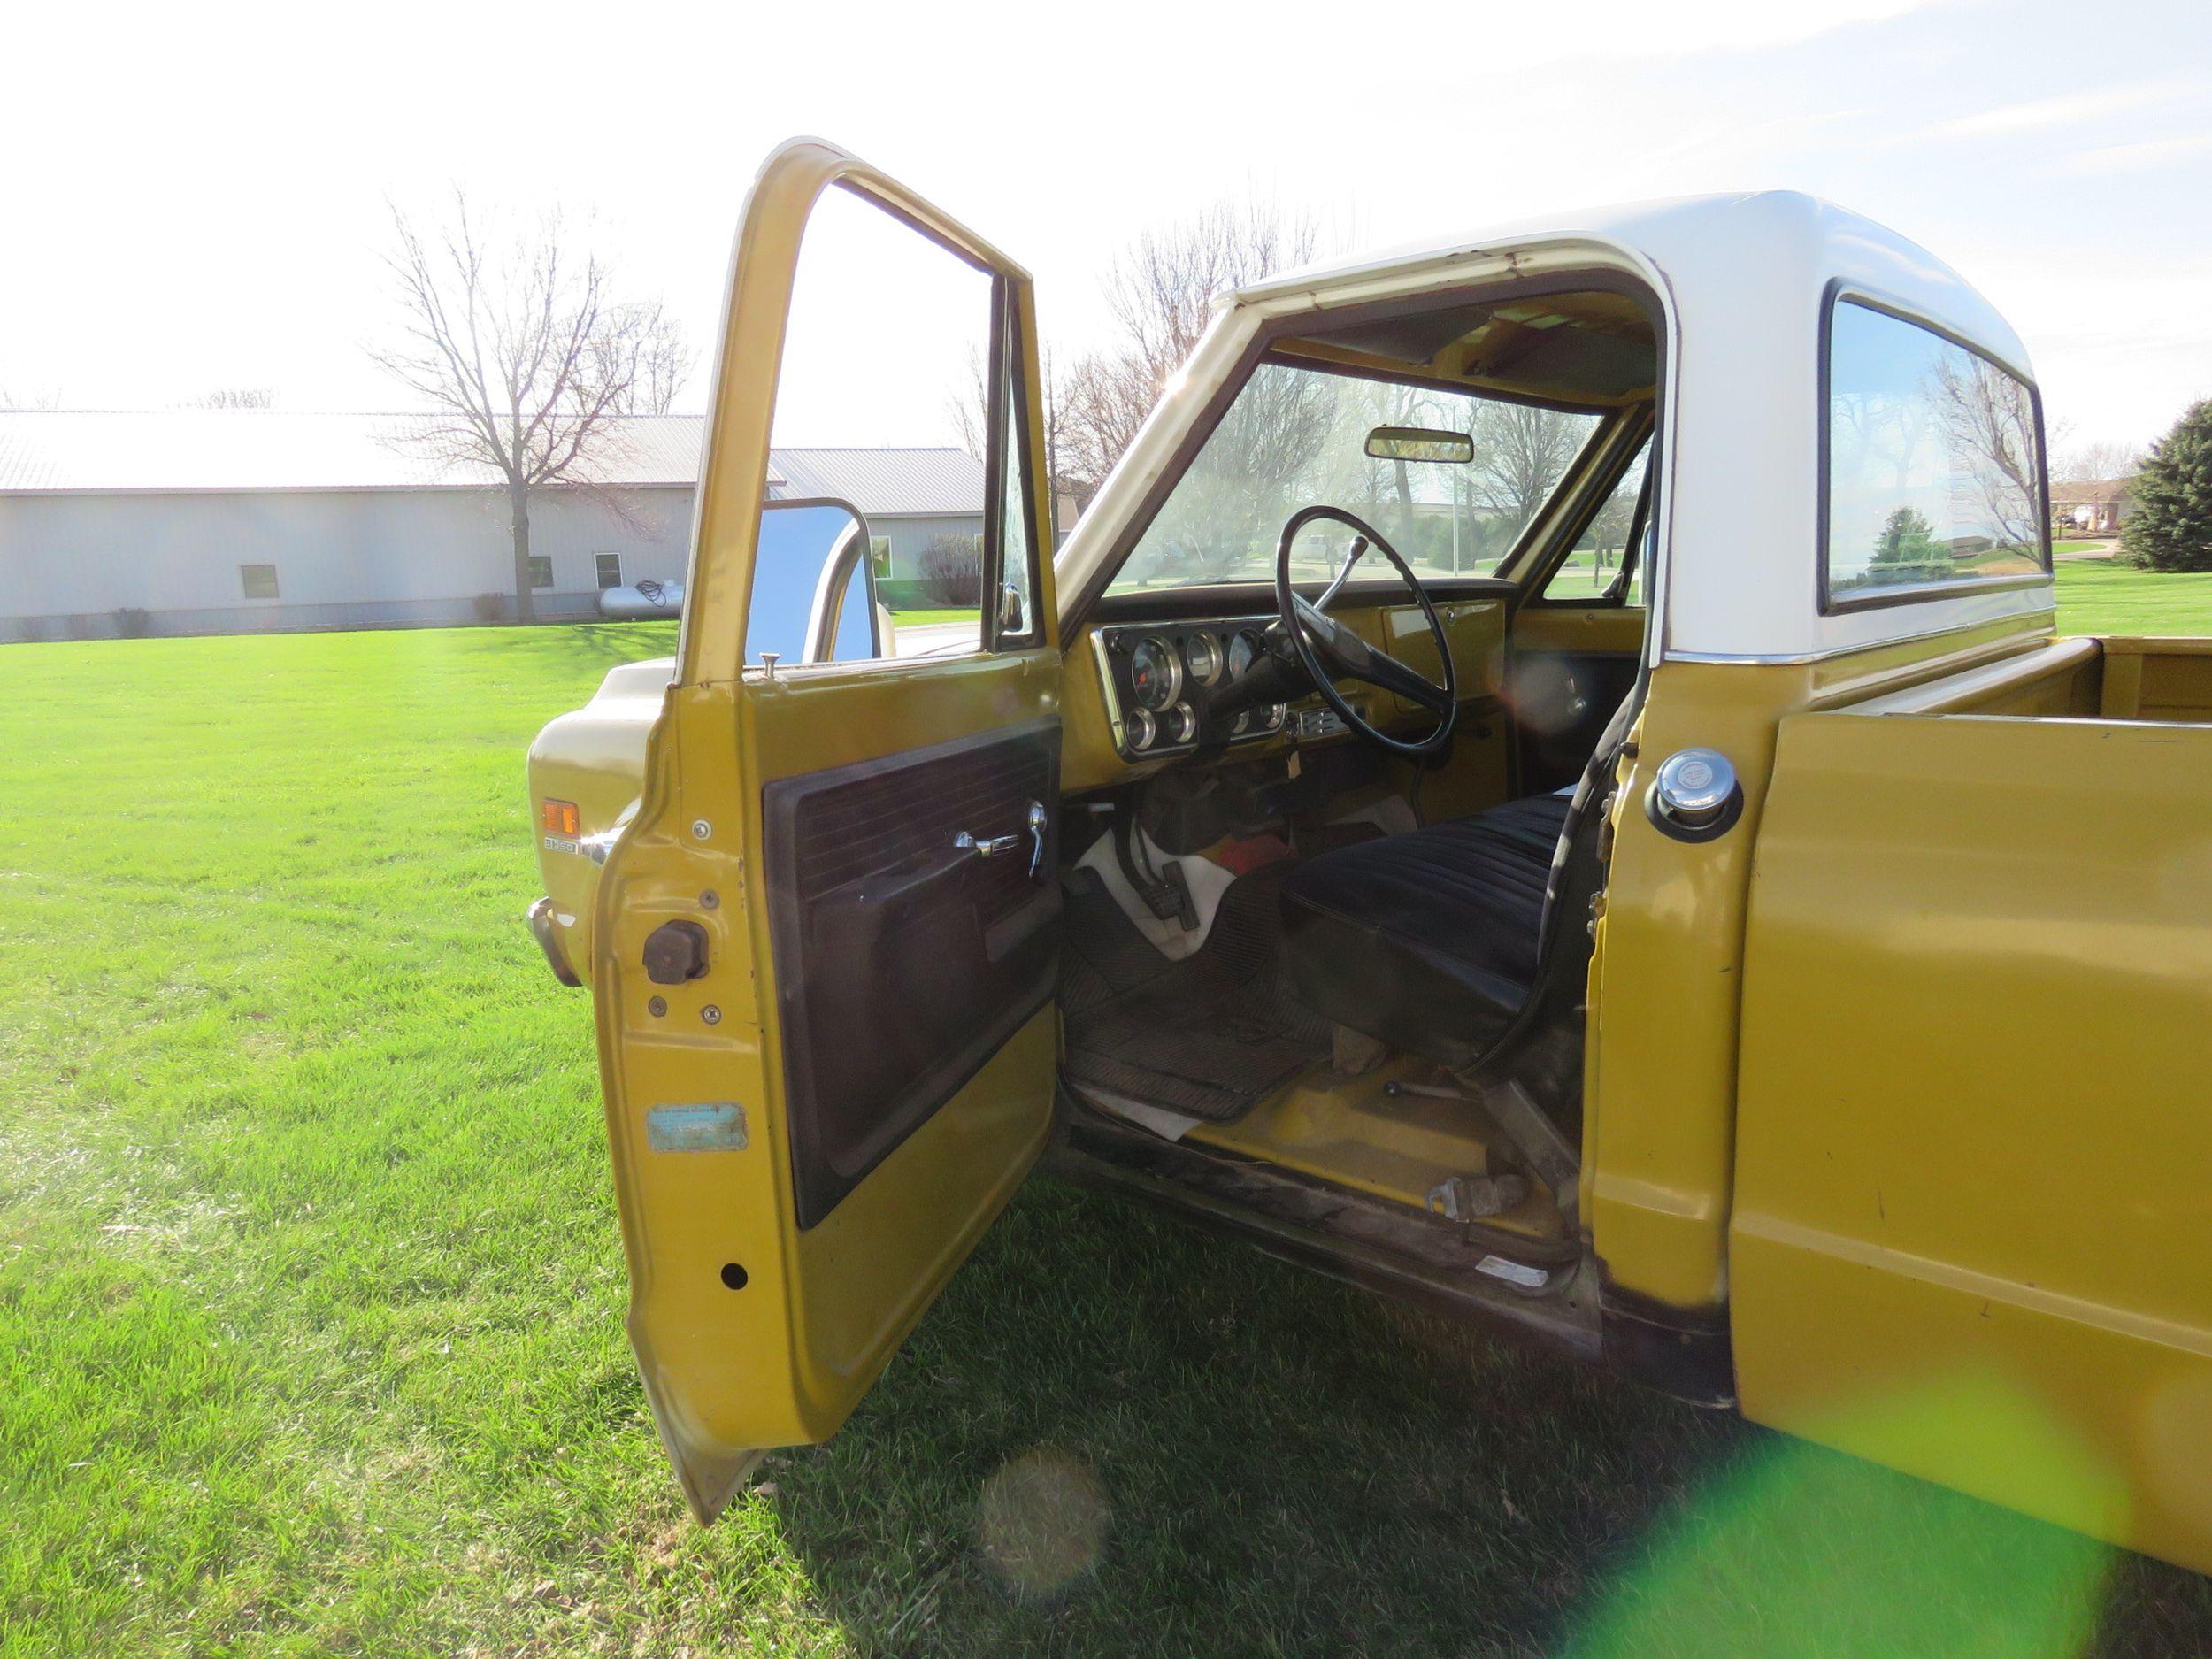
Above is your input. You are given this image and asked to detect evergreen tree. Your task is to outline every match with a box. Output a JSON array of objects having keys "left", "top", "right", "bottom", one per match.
[
  {"left": 2123, "top": 399, "right": 2212, "bottom": 572},
  {"left": 1871, "top": 505, "right": 1945, "bottom": 577}
]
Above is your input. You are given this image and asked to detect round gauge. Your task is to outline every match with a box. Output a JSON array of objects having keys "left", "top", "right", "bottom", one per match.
[
  {"left": 1124, "top": 706, "right": 1157, "bottom": 752},
  {"left": 1168, "top": 703, "right": 1199, "bottom": 745},
  {"left": 1184, "top": 632, "right": 1224, "bottom": 687},
  {"left": 1226, "top": 629, "right": 1262, "bottom": 680},
  {"left": 1127, "top": 636, "right": 1182, "bottom": 710}
]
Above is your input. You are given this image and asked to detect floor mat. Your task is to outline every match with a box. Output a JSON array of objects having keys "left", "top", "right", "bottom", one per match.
[{"left": 1060, "top": 861, "right": 1330, "bottom": 1123}]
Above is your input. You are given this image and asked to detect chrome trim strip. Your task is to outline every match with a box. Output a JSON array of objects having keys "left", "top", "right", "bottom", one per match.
[
  {"left": 1663, "top": 612, "right": 2056, "bottom": 667},
  {"left": 527, "top": 896, "right": 581, "bottom": 989}
]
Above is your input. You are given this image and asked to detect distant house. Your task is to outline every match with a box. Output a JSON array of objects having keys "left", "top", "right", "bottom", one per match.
[
  {"left": 2051, "top": 477, "right": 2133, "bottom": 535},
  {"left": 0, "top": 411, "right": 983, "bottom": 641}
]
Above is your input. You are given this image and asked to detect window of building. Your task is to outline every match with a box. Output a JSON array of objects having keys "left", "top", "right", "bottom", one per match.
[
  {"left": 870, "top": 536, "right": 892, "bottom": 576},
  {"left": 240, "top": 564, "right": 279, "bottom": 600},
  {"left": 1824, "top": 297, "right": 2047, "bottom": 607},
  {"left": 595, "top": 554, "right": 623, "bottom": 590},
  {"left": 528, "top": 555, "right": 555, "bottom": 589}
]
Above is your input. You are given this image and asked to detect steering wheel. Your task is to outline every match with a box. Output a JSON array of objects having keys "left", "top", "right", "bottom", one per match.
[{"left": 1272, "top": 505, "right": 1458, "bottom": 757}]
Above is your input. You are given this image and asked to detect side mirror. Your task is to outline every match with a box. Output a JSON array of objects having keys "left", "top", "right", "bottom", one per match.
[
  {"left": 1365, "top": 426, "right": 1473, "bottom": 465},
  {"left": 997, "top": 581, "right": 1028, "bottom": 636},
  {"left": 747, "top": 497, "right": 884, "bottom": 667}
]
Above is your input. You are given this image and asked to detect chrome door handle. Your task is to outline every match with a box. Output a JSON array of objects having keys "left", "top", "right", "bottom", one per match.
[
  {"left": 955, "top": 829, "right": 1020, "bottom": 858},
  {"left": 1025, "top": 800, "right": 1048, "bottom": 880},
  {"left": 956, "top": 801, "right": 1049, "bottom": 878}
]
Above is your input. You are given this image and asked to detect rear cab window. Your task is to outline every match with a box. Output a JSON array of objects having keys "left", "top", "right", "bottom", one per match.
[{"left": 1823, "top": 296, "right": 2048, "bottom": 610}]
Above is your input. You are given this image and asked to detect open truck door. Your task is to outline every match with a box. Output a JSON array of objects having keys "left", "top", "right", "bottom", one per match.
[{"left": 589, "top": 140, "right": 1061, "bottom": 1521}]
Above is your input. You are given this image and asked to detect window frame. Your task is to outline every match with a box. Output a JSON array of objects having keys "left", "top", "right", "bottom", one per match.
[
  {"left": 1102, "top": 349, "right": 1612, "bottom": 602},
  {"left": 239, "top": 563, "right": 280, "bottom": 600},
  {"left": 979, "top": 274, "right": 1046, "bottom": 649},
  {"left": 527, "top": 554, "right": 555, "bottom": 590},
  {"left": 595, "top": 553, "right": 624, "bottom": 591},
  {"left": 1816, "top": 281, "right": 2053, "bottom": 618},
  {"left": 1525, "top": 420, "right": 1658, "bottom": 611},
  {"left": 1063, "top": 270, "right": 1662, "bottom": 636}
]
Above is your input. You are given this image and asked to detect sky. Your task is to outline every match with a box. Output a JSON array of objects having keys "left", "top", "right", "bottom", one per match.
[{"left": 4, "top": 0, "right": 2208, "bottom": 458}]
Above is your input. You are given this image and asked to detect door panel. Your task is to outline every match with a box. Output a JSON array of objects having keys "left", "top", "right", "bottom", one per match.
[
  {"left": 765, "top": 717, "right": 1060, "bottom": 1227},
  {"left": 589, "top": 139, "right": 1060, "bottom": 1521},
  {"left": 1732, "top": 710, "right": 2212, "bottom": 1575}
]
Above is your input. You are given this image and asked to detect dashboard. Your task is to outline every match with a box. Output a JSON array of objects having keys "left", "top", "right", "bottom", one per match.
[
  {"left": 1092, "top": 618, "right": 1293, "bottom": 761},
  {"left": 1073, "top": 597, "right": 1505, "bottom": 786}
]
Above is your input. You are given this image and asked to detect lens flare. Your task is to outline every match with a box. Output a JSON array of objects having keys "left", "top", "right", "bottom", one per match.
[{"left": 977, "top": 1446, "right": 1107, "bottom": 1598}]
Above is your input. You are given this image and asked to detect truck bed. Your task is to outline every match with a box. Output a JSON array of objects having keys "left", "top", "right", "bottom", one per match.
[{"left": 1843, "top": 634, "right": 2212, "bottom": 723}]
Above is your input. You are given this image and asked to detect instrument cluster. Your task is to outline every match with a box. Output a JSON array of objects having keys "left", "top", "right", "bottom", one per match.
[{"left": 1094, "top": 618, "right": 1288, "bottom": 760}]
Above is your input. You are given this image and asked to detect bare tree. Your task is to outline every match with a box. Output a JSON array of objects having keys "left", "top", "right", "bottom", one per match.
[
  {"left": 1059, "top": 200, "right": 1323, "bottom": 503},
  {"left": 1467, "top": 402, "right": 1591, "bottom": 526},
  {"left": 1931, "top": 354, "right": 2041, "bottom": 557},
  {"left": 2053, "top": 436, "right": 2143, "bottom": 484},
  {"left": 1, "top": 384, "right": 63, "bottom": 411},
  {"left": 945, "top": 201, "right": 1322, "bottom": 534},
  {"left": 191, "top": 388, "right": 275, "bottom": 410},
  {"left": 950, "top": 340, "right": 1077, "bottom": 508},
  {"left": 370, "top": 195, "right": 690, "bottom": 621}
]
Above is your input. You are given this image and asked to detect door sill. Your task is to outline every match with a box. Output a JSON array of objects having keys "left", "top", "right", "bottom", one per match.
[{"left": 1045, "top": 1087, "right": 1601, "bottom": 1361}]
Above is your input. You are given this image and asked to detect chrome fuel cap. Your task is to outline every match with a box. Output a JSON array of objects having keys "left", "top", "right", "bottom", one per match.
[{"left": 1647, "top": 747, "right": 1743, "bottom": 841}]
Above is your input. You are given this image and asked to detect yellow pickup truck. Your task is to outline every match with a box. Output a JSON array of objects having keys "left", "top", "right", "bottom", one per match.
[{"left": 525, "top": 139, "right": 2212, "bottom": 1574}]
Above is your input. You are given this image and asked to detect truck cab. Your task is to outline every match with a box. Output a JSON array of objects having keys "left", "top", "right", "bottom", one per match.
[{"left": 527, "top": 141, "right": 2212, "bottom": 1575}]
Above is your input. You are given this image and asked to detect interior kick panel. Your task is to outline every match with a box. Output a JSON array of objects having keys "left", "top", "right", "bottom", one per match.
[
  {"left": 762, "top": 718, "right": 1061, "bottom": 1229},
  {"left": 1516, "top": 649, "right": 1639, "bottom": 794},
  {"left": 1511, "top": 607, "right": 1643, "bottom": 794}
]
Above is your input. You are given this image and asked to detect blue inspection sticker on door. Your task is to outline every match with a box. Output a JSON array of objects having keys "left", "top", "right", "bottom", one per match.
[{"left": 647, "top": 1102, "right": 749, "bottom": 1152}]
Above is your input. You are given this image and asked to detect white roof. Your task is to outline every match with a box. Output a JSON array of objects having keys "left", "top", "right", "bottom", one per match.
[
  {"left": 1238, "top": 190, "right": 2033, "bottom": 381},
  {"left": 1064, "top": 188, "right": 2051, "bottom": 664},
  {"left": 0, "top": 411, "right": 986, "bottom": 518}
]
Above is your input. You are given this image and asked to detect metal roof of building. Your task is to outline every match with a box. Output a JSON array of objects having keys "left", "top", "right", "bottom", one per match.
[{"left": 0, "top": 411, "right": 986, "bottom": 518}]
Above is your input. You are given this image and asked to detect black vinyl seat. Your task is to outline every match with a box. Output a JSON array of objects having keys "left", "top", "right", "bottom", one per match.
[{"left": 1279, "top": 793, "right": 1572, "bottom": 1069}]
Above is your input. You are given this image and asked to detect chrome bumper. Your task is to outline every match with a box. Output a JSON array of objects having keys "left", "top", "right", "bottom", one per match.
[{"left": 528, "top": 895, "right": 582, "bottom": 988}]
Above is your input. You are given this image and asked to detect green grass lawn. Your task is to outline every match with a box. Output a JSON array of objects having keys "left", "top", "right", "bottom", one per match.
[
  {"left": 886, "top": 607, "right": 978, "bottom": 628},
  {"left": 6, "top": 604, "right": 2212, "bottom": 1656},
  {"left": 2055, "top": 556, "right": 2212, "bottom": 635}
]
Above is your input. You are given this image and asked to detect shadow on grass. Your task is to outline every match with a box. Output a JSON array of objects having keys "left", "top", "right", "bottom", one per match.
[{"left": 720, "top": 1180, "right": 2212, "bottom": 1657}]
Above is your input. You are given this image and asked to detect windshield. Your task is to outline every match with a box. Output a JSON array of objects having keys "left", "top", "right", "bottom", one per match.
[{"left": 1111, "top": 358, "right": 1605, "bottom": 593}]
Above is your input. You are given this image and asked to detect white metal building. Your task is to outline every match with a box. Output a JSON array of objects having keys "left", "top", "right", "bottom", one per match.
[{"left": 0, "top": 411, "right": 984, "bottom": 641}]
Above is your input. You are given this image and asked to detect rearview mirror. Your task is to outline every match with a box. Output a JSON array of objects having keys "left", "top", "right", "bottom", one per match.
[{"left": 1365, "top": 426, "right": 1473, "bottom": 465}]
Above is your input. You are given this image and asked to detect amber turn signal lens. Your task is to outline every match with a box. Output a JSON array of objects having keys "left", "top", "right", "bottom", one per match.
[{"left": 542, "top": 799, "right": 581, "bottom": 837}]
